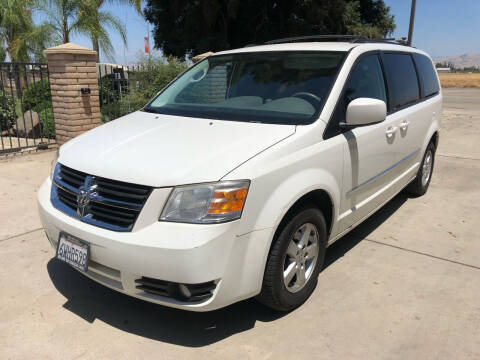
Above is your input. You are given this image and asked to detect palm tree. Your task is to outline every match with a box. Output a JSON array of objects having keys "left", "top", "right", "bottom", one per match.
[
  {"left": 37, "top": 0, "right": 127, "bottom": 61},
  {"left": 0, "top": 0, "right": 55, "bottom": 62},
  {"left": 90, "top": 0, "right": 142, "bottom": 62}
]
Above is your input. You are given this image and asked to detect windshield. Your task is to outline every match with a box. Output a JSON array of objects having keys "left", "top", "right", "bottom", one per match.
[{"left": 144, "top": 51, "right": 346, "bottom": 125}]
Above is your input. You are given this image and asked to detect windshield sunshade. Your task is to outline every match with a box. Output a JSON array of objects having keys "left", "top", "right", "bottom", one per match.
[{"left": 144, "top": 51, "right": 346, "bottom": 125}]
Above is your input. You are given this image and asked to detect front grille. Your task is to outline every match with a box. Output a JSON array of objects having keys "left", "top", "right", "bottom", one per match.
[
  {"left": 51, "top": 164, "right": 152, "bottom": 232},
  {"left": 135, "top": 277, "right": 217, "bottom": 303},
  {"left": 59, "top": 165, "right": 87, "bottom": 188}
]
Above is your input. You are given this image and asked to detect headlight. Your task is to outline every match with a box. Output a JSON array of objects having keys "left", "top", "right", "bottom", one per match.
[
  {"left": 160, "top": 180, "right": 250, "bottom": 224},
  {"left": 50, "top": 149, "right": 59, "bottom": 180}
]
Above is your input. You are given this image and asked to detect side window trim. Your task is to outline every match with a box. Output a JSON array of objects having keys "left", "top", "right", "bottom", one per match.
[
  {"left": 377, "top": 50, "right": 392, "bottom": 113},
  {"left": 410, "top": 53, "right": 423, "bottom": 100}
]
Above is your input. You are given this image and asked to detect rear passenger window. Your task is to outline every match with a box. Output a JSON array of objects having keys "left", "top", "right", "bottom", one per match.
[
  {"left": 382, "top": 53, "right": 420, "bottom": 110},
  {"left": 412, "top": 53, "right": 440, "bottom": 98}
]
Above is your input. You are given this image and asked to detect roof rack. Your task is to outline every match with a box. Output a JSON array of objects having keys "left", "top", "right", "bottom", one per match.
[
  {"left": 264, "top": 35, "right": 369, "bottom": 45},
  {"left": 353, "top": 37, "right": 409, "bottom": 46},
  {"left": 263, "top": 35, "right": 411, "bottom": 47}
]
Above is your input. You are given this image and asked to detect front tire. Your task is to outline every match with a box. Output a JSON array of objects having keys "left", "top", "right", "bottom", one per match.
[
  {"left": 256, "top": 206, "right": 327, "bottom": 311},
  {"left": 407, "top": 142, "right": 436, "bottom": 197}
]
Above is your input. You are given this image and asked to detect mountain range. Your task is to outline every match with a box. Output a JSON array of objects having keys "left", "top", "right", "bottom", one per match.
[{"left": 434, "top": 53, "right": 480, "bottom": 68}]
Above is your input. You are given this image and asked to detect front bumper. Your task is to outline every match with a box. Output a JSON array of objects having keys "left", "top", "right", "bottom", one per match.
[{"left": 37, "top": 177, "right": 272, "bottom": 311}]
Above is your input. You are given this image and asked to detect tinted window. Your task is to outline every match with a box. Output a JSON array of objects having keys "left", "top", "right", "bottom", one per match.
[
  {"left": 345, "top": 55, "right": 387, "bottom": 104},
  {"left": 412, "top": 53, "right": 440, "bottom": 97},
  {"left": 382, "top": 53, "right": 420, "bottom": 110},
  {"left": 324, "top": 54, "right": 387, "bottom": 139}
]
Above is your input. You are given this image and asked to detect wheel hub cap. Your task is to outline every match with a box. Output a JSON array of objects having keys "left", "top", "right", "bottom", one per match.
[
  {"left": 283, "top": 223, "right": 319, "bottom": 293},
  {"left": 421, "top": 150, "right": 433, "bottom": 187}
]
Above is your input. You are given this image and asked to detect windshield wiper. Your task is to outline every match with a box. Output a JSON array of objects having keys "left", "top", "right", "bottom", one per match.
[{"left": 141, "top": 107, "right": 160, "bottom": 114}]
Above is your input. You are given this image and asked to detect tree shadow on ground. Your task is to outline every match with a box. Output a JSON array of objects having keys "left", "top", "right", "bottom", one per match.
[{"left": 47, "top": 191, "right": 408, "bottom": 347}]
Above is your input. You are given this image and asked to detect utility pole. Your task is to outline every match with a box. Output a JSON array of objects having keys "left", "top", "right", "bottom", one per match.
[{"left": 407, "top": 0, "right": 417, "bottom": 46}]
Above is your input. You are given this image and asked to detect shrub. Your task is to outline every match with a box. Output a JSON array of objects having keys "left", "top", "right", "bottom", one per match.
[
  {"left": 39, "top": 108, "right": 55, "bottom": 139},
  {"left": 18, "top": 79, "right": 55, "bottom": 138},
  {"left": 0, "top": 93, "right": 15, "bottom": 131},
  {"left": 101, "top": 56, "right": 188, "bottom": 122},
  {"left": 99, "top": 73, "right": 129, "bottom": 104},
  {"left": 22, "top": 78, "right": 51, "bottom": 112}
]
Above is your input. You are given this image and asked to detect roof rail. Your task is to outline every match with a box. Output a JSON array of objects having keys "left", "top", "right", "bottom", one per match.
[
  {"left": 264, "top": 35, "right": 411, "bottom": 47},
  {"left": 353, "top": 37, "right": 410, "bottom": 46},
  {"left": 264, "top": 35, "right": 369, "bottom": 45}
]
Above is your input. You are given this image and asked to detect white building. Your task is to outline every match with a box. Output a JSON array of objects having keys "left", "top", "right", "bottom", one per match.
[{"left": 436, "top": 67, "right": 451, "bottom": 73}]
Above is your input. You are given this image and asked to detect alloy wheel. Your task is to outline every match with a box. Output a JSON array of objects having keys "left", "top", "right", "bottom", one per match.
[
  {"left": 421, "top": 150, "right": 433, "bottom": 187},
  {"left": 282, "top": 223, "right": 320, "bottom": 293}
]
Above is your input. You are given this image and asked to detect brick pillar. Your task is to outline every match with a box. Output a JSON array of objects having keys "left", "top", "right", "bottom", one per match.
[{"left": 44, "top": 43, "right": 101, "bottom": 145}]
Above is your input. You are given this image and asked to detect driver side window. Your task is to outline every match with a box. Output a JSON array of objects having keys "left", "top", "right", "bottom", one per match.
[
  {"left": 345, "top": 55, "right": 387, "bottom": 104},
  {"left": 324, "top": 54, "right": 387, "bottom": 139}
]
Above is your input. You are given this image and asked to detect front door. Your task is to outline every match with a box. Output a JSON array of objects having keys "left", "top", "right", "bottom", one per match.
[{"left": 336, "top": 54, "right": 401, "bottom": 233}]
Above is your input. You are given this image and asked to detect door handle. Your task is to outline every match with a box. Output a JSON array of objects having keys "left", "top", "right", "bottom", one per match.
[
  {"left": 399, "top": 120, "right": 410, "bottom": 131},
  {"left": 385, "top": 126, "right": 397, "bottom": 138}
]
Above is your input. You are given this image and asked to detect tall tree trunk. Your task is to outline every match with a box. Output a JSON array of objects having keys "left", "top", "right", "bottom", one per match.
[
  {"left": 62, "top": 14, "right": 69, "bottom": 43},
  {"left": 92, "top": 0, "right": 103, "bottom": 63},
  {"left": 92, "top": 37, "right": 100, "bottom": 63}
]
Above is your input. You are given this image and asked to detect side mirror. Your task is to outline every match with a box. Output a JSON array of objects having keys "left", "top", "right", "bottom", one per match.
[{"left": 343, "top": 97, "right": 386, "bottom": 127}]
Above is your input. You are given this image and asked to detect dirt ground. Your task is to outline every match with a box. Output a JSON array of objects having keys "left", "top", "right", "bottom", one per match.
[
  {"left": 0, "top": 88, "right": 479, "bottom": 359},
  {"left": 439, "top": 73, "right": 480, "bottom": 88}
]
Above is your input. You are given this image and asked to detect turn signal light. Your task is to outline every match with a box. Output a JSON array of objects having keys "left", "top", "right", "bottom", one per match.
[{"left": 207, "top": 188, "right": 248, "bottom": 214}]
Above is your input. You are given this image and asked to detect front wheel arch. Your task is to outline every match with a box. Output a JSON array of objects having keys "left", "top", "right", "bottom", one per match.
[{"left": 273, "top": 189, "right": 334, "bottom": 242}]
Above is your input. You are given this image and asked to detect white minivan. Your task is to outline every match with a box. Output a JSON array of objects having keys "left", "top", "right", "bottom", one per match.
[{"left": 38, "top": 36, "right": 441, "bottom": 311}]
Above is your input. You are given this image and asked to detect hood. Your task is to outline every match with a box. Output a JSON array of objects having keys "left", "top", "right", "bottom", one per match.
[{"left": 59, "top": 111, "right": 295, "bottom": 187}]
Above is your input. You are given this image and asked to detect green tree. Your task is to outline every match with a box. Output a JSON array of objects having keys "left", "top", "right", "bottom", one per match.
[
  {"left": 0, "top": 0, "right": 55, "bottom": 62},
  {"left": 144, "top": 0, "right": 395, "bottom": 58},
  {"left": 88, "top": 0, "right": 142, "bottom": 62},
  {"left": 343, "top": 0, "right": 394, "bottom": 39},
  {"left": 0, "top": 11, "right": 4, "bottom": 62},
  {"left": 37, "top": 0, "right": 127, "bottom": 61},
  {"left": 0, "top": 46, "right": 6, "bottom": 62}
]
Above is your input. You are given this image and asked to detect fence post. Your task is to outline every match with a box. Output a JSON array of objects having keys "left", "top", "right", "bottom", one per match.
[{"left": 44, "top": 43, "right": 101, "bottom": 145}]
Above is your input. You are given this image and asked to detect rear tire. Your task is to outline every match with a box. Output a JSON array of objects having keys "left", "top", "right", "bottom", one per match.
[
  {"left": 256, "top": 205, "right": 327, "bottom": 311},
  {"left": 407, "top": 142, "right": 436, "bottom": 197}
]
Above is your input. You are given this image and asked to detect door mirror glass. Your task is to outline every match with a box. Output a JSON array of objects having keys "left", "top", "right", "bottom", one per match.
[{"left": 346, "top": 97, "right": 386, "bottom": 126}]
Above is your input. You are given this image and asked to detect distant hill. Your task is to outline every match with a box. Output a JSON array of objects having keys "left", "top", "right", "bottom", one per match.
[{"left": 434, "top": 54, "right": 480, "bottom": 69}]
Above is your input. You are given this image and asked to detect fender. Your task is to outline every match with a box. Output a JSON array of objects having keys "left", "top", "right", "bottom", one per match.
[
  {"left": 257, "top": 168, "right": 339, "bottom": 235},
  {"left": 232, "top": 166, "right": 341, "bottom": 295},
  {"left": 420, "top": 104, "right": 441, "bottom": 160}
]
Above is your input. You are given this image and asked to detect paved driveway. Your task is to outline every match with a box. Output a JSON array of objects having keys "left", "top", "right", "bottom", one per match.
[{"left": 1, "top": 90, "right": 479, "bottom": 359}]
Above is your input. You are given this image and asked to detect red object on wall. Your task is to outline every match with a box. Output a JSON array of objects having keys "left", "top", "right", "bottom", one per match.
[{"left": 144, "top": 37, "right": 149, "bottom": 54}]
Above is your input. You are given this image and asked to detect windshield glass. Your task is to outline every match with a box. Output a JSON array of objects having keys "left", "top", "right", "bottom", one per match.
[{"left": 144, "top": 51, "right": 346, "bottom": 125}]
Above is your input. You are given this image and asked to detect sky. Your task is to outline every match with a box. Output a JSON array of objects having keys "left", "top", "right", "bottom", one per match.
[
  {"left": 48, "top": 0, "right": 480, "bottom": 64},
  {"left": 385, "top": 0, "right": 480, "bottom": 58}
]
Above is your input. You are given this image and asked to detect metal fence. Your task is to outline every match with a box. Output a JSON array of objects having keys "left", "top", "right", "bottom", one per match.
[
  {"left": 97, "top": 61, "right": 189, "bottom": 122},
  {"left": 0, "top": 62, "right": 55, "bottom": 154},
  {"left": 98, "top": 64, "right": 155, "bottom": 123}
]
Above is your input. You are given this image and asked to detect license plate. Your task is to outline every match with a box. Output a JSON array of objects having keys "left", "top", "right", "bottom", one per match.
[{"left": 56, "top": 233, "right": 90, "bottom": 272}]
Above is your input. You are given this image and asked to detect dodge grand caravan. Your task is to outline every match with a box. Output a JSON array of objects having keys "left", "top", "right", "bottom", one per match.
[{"left": 38, "top": 36, "right": 442, "bottom": 311}]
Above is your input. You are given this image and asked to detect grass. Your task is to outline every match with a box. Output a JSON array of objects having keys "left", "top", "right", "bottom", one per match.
[{"left": 439, "top": 73, "right": 480, "bottom": 88}]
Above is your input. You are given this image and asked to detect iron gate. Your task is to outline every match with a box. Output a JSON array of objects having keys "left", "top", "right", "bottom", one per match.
[{"left": 0, "top": 62, "right": 56, "bottom": 155}]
